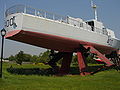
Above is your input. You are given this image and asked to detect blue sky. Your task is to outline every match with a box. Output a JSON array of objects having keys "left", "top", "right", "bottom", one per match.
[{"left": 0, "top": 0, "right": 120, "bottom": 57}]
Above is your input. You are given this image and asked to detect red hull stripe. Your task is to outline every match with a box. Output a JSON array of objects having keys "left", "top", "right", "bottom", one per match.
[{"left": 5, "top": 30, "right": 116, "bottom": 54}]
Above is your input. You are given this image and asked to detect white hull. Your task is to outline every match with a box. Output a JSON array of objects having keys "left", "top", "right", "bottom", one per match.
[{"left": 5, "top": 13, "right": 120, "bottom": 50}]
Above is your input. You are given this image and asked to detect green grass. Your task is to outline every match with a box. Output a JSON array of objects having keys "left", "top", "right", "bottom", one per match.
[{"left": 0, "top": 63, "right": 120, "bottom": 90}]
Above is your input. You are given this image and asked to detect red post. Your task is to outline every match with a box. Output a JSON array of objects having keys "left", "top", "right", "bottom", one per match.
[
  {"left": 77, "top": 52, "right": 90, "bottom": 76},
  {"left": 59, "top": 52, "right": 73, "bottom": 75}
]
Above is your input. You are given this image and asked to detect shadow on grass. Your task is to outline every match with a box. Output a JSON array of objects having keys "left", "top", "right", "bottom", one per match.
[
  {"left": 7, "top": 65, "right": 109, "bottom": 76},
  {"left": 70, "top": 65, "right": 105, "bottom": 75},
  {"left": 7, "top": 67, "right": 57, "bottom": 76}
]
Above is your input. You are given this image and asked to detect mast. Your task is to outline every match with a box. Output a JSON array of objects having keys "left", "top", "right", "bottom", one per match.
[
  {"left": 3, "top": 0, "right": 6, "bottom": 26},
  {"left": 91, "top": 0, "right": 98, "bottom": 21}
]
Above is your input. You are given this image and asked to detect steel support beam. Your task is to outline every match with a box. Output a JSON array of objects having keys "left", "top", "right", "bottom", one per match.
[
  {"left": 59, "top": 52, "right": 73, "bottom": 75},
  {"left": 77, "top": 51, "right": 90, "bottom": 76},
  {"left": 85, "top": 46, "right": 114, "bottom": 66}
]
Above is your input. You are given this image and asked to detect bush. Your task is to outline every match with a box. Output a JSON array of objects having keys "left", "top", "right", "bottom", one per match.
[{"left": 7, "top": 67, "right": 57, "bottom": 76}]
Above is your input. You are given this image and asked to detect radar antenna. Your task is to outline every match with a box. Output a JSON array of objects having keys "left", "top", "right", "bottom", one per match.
[{"left": 91, "top": 0, "right": 98, "bottom": 20}]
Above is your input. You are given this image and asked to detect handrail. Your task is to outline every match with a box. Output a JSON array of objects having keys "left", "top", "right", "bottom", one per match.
[
  {"left": 5, "top": 5, "right": 67, "bottom": 23},
  {"left": 5, "top": 5, "right": 108, "bottom": 36}
]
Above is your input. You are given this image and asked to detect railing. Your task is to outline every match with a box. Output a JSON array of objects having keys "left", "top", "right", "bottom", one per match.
[
  {"left": 5, "top": 5, "right": 108, "bottom": 36},
  {"left": 5, "top": 5, "right": 67, "bottom": 23}
]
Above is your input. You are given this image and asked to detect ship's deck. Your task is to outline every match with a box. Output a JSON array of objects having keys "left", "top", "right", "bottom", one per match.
[{"left": 5, "top": 5, "right": 108, "bottom": 36}]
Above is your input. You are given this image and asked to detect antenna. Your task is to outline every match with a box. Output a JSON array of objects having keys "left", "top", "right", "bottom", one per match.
[
  {"left": 3, "top": 0, "right": 6, "bottom": 29},
  {"left": 91, "top": 0, "right": 93, "bottom": 7},
  {"left": 4, "top": 3, "right": 6, "bottom": 18},
  {"left": 91, "top": 0, "right": 98, "bottom": 20}
]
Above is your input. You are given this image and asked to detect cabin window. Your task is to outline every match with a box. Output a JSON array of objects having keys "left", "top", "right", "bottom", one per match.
[
  {"left": 80, "top": 23, "right": 83, "bottom": 27},
  {"left": 103, "top": 28, "right": 108, "bottom": 35},
  {"left": 87, "top": 21, "right": 94, "bottom": 31}
]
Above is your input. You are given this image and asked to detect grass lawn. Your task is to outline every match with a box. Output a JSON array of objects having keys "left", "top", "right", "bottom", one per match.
[{"left": 0, "top": 63, "right": 120, "bottom": 90}]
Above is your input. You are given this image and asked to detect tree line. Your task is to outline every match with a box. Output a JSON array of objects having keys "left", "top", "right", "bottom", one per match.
[
  {"left": 7, "top": 50, "right": 51, "bottom": 65},
  {"left": 6, "top": 50, "right": 96, "bottom": 65}
]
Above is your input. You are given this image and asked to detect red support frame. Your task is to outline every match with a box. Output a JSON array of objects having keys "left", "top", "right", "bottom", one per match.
[
  {"left": 59, "top": 52, "right": 73, "bottom": 75},
  {"left": 77, "top": 51, "right": 91, "bottom": 76},
  {"left": 58, "top": 46, "right": 114, "bottom": 76},
  {"left": 85, "top": 46, "right": 114, "bottom": 66},
  {"left": 77, "top": 46, "right": 114, "bottom": 76}
]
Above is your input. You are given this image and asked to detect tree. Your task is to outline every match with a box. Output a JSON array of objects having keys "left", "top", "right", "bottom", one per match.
[
  {"left": 8, "top": 55, "right": 16, "bottom": 61},
  {"left": 15, "top": 51, "right": 24, "bottom": 65},
  {"left": 31, "top": 55, "right": 40, "bottom": 64},
  {"left": 39, "top": 50, "right": 51, "bottom": 63},
  {"left": 24, "top": 54, "right": 32, "bottom": 62},
  {"left": 72, "top": 55, "right": 78, "bottom": 66}
]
